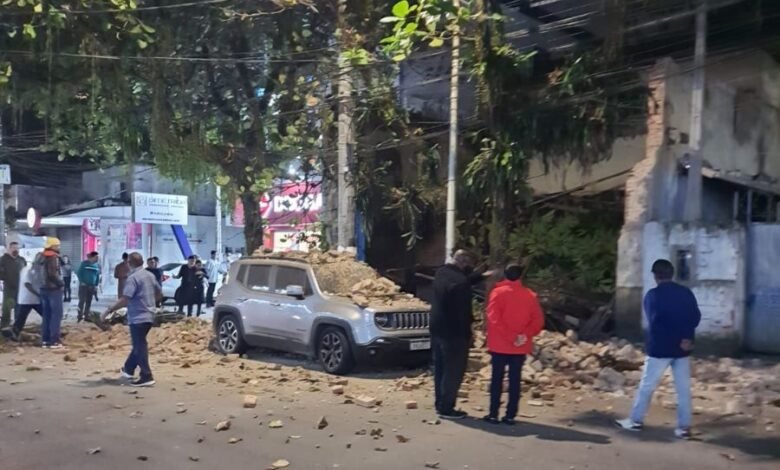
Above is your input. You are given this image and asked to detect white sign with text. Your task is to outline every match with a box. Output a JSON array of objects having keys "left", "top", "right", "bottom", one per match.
[{"left": 133, "top": 192, "right": 189, "bottom": 225}]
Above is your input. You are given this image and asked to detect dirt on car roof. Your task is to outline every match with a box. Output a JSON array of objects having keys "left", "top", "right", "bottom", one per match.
[{"left": 251, "top": 249, "right": 428, "bottom": 310}]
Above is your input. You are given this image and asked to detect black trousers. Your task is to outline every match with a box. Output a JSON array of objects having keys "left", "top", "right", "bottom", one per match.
[
  {"left": 63, "top": 277, "right": 72, "bottom": 302},
  {"left": 489, "top": 353, "right": 526, "bottom": 420},
  {"left": 432, "top": 336, "right": 470, "bottom": 414},
  {"left": 206, "top": 282, "right": 217, "bottom": 306}
]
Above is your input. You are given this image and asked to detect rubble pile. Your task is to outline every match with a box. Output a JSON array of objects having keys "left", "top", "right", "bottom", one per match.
[
  {"left": 252, "top": 249, "right": 428, "bottom": 309},
  {"left": 61, "top": 318, "right": 215, "bottom": 363},
  {"left": 467, "top": 330, "right": 646, "bottom": 393},
  {"left": 464, "top": 329, "right": 780, "bottom": 413}
]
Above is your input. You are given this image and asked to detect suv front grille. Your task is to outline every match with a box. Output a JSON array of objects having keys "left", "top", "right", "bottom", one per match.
[{"left": 386, "top": 311, "right": 430, "bottom": 330}]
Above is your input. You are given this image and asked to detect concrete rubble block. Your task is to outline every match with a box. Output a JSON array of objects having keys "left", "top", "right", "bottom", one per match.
[
  {"left": 355, "top": 395, "right": 378, "bottom": 408},
  {"left": 594, "top": 367, "right": 626, "bottom": 392},
  {"left": 243, "top": 395, "right": 258, "bottom": 409},
  {"left": 405, "top": 400, "right": 418, "bottom": 410}
]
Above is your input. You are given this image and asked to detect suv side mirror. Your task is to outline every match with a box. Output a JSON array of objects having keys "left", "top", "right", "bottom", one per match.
[{"left": 286, "top": 285, "right": 305, "bottom": 299}]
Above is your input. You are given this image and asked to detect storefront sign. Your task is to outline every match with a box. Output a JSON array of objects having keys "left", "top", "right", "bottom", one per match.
[
  {"left": 133, "top": 192, "right": 188, "bottom": 225},
  {"left": 228, "top": 181, "right": 321, "bottom": 228}
]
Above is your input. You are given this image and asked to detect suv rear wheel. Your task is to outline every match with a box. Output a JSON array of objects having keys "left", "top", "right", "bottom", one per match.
[
  {"left": 317, "top": 327, "right": 354, "bottom": 375},
  {"left": 216, "top": 314, "right": 247, "bottom": 355}
]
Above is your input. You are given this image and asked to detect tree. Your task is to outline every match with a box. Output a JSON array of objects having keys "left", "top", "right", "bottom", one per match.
[
  {"left": 380, "top": 0, "right": 646, "bottom": 261},
  {"left": 1, "top": 0, "right": 341, "bottom": 253}
]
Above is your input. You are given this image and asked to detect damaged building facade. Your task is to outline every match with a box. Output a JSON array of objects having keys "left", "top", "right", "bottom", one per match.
[{"left": 528, "top": 51, "right": 780, "bottom": 354}]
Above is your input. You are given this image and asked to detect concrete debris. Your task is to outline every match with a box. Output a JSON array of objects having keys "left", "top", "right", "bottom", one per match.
[
  {"left": 355, "top": 395, "right": 378, "bottom": 408},
  {"left": 331, "top": 385, "right": 345, "bottom": 395},
  {"left": 405, "top": 400, "right": 418, "bottom": 410},
  {"left": 215, "top": 420, "right": 231, "bottom": 432},
  {"left": 269, "top": 420, "right": 284, "bottom": 429},
  {"left": 396, "top": 434, "right": 410, "bottom": 443},
  {"left": 254, "top": 249, "right": 428, "bottom": 309},
  {"left": 228, "top": 437, "right": 242, "bottom": 444},
  {"left": 189, "top": 456, "right": 200, "bottom": 462},
  {"left": 87, "top": 447, "right": 102, "bottom": 455},
  {"left": 243, "top": 395, "right": 258, "bottom": 408},
  {"left": 316, "top": 416, "right": 329, "bottom": 430},
  {"left": 594, "top": 368, "right": 626, "bottom": 392},
  {"left": 271, "top": 459, "right": 290, "bottom": 469},
  {"left": 424, "top": 462, "right": 441, "bottom": 469}
]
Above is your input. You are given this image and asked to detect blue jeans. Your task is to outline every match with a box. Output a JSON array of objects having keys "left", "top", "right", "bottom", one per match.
[
  {"left": 40, "top": 288, "right": 64, "bottom": 345},
  {"left": 630, "top": 356, "right": 693, "bottom": 429},
  {"left": 489, "top": 353, "right": 526, "bottom": 419},
  {"left": 124, "top": 323, "right": 154, "bottom": 380}
]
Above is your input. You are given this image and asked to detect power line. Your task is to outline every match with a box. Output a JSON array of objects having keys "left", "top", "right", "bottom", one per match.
[{"left": 0, "top": 0, "right": 232, "bottom": 16}]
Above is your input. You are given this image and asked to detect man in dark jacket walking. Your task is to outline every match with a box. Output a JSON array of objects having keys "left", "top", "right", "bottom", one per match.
[
  {"left": 430, "top": 250, "right": 492, "bottom": 419},
  {"left": 0, "top": 241, "right": 26, "bottom": 330},
  {"left": 616, "top": 259, "right": 701, "bottom": 439}
]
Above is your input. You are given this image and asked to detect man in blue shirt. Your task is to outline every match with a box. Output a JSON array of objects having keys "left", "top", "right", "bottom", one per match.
[
  {"left": 102, "top": 252, "right": 161, "bottom": 387},
  {"left": 617, "top": 259, "right": 701, "bottom": 439}
]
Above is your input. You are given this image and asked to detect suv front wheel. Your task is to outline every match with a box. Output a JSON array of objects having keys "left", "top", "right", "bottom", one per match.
[
  {"left": 317, "top": 327, "right": 354, "bottom": 375},
  {"left": 216, "top": 314, "right": 247, "bottom": 355}
]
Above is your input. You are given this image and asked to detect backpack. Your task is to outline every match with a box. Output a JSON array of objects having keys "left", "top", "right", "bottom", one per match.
[{"left": 28, "top": 252, "right": 47, "bottom": 292}]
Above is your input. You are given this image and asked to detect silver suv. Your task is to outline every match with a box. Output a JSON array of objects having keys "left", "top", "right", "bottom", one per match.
[{"left": 212, "top": 256, "right": 431, "bottom": 374}]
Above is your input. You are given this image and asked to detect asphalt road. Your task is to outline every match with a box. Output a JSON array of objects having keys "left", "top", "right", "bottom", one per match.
[{"left": 1, "top": 342, "right": 778, "bottom": 470}]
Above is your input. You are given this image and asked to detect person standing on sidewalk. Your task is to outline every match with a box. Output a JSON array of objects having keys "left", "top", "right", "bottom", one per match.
[
  {"left": 483, "top": 264, "right": 544, "bottom": 425},
  {"left": 0, "top": 241, "right": 26, "bottom": 330},
  {"left": 204, "top": 250, "right": 220, "bottom": 307},
  {"left": 430, "top": 249, "right": 492, "bottom": 420},
  {"left": 616, "top": 259, "right": 702, "bottom": 439},
  {"left": 113, "top": 252, "right": 130, "bottom": 299},
  {"left": 102, "top": 252, "right": 161, "bottom": 387},
  {"left": 38, "top": 237, "right": 65, "bottom": 349},
  {"left": 76, "top": 252, "right": 101, "bottom": 322}
]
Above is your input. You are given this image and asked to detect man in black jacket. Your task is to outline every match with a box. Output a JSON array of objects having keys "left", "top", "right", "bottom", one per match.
[{"left": 430, "top": 250, "right": 491, "bottom": 419}]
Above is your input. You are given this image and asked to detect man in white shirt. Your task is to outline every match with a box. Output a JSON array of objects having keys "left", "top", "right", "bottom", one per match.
[{"left": 2, "top": 265, "right": 42, "bottom": 341}]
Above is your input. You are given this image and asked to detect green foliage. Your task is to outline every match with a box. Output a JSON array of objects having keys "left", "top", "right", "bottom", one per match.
[{"left": 507, "top": 211, "right": 619, "bottom": 294}]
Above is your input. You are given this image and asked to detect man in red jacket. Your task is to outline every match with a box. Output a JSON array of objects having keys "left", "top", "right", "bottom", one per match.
[{"left": 484, "top": 264, "right": 544, "bottom": 425}]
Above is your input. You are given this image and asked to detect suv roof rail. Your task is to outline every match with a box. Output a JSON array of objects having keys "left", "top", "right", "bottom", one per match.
[{"left": 240, "top": 255, "right": 310, "bottom": 264}]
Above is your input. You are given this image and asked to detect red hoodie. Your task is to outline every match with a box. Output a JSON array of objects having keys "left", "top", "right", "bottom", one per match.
[{"left": 486, "top": 280, "right": 544, "bottom": 355}]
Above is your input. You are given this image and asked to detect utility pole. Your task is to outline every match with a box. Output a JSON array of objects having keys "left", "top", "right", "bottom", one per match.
[
  {"left": 0, "top": 114, "right": 5, "bottom": 247},
  {"left": 336, "top": 0, "right": 355, "bottom": 250},
  {"left": 445, "top": 0, "right": 461, "bottom": 262},
  {"left": 684, "top": 0, "right": 707, "bottom": 222},
  {"left": 215, "top": 183, "right": 223, "bottom": 262}
]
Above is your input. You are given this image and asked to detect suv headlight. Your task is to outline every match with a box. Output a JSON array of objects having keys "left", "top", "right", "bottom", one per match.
[{"left": 374, "top": 312, "right": 390, "bottom": 328}]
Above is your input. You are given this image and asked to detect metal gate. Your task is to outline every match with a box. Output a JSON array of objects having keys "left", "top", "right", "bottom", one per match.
[{"left": 745, "top": 224, "right": 780, "bottom": 353}]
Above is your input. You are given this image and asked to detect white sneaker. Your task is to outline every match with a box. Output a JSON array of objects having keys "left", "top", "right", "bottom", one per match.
[
  {"left": 120, "top": 367, "right": 134, "bottom": 379},
  {"left": 674, "top": 428, "right": 692, "bottom": 440},
  {"left": 615, "top": 418, "right": 643, "bottom": 431}
]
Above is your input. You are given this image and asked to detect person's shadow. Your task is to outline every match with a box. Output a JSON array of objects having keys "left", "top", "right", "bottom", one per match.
[{"left": 454, "top": 416, "right": 611, "bottom": 444}]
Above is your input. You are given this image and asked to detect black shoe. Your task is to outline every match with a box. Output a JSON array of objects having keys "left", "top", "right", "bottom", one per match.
[
  {"left": 501, "top": 417, "right": 517, "bottom": 426},
  {"left": 131, "top": 377, "right": 156, "bottom": 387},
  {"left": 483, "top": 415, "right": 499, "bottom": 424},
  {"left": 438, "top": 410, "right": 467, "bottom": 420}
]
